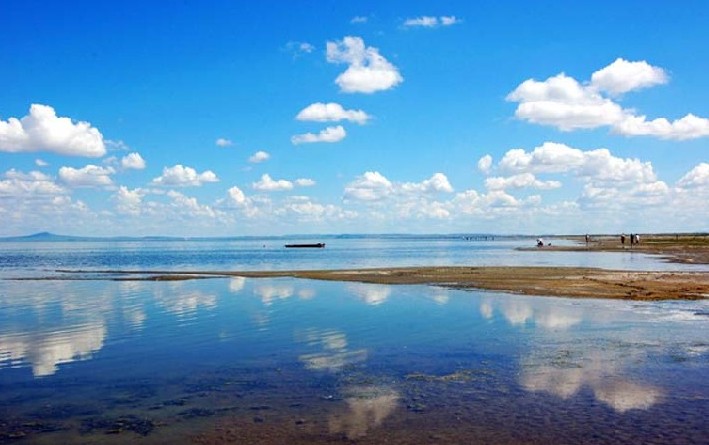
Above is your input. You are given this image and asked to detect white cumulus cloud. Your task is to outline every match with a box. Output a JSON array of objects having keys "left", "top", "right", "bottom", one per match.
[
  {"left": 590, "top": 58, "right": 668, "bottom": 95},
  {"left": 296, "top": 102, "right": 371, "bottom": 124},
  {"left": 151, "top": 164, "right": 219, "bottom": 187},
  {"left": 344, "top": 171, "right": 454, "bottom": 202},
  {"left": 295, "top": 178, "right": 316, "bottom": 187},
  {"left": 0, "top": 104, "right": 106, "bottom": 157},
  {"left": 248, "top": 150, "right": 270, "bottom": 163},
  {"left": 58, "top": 165, "right": 114, "bottom": 188},
  {"left": 477, "top": 154, "right": 493, "bottom": 174},
  {"left": 114, "top": 186, "right": 145, "bottom": 215},
  {"left": 326, "top": 36, "right": 403, "bottom": 94},
  {"left": 485, "top": 173, "right": 562, "bottom": 191},
  {"left": 252, "top": 174, "right": 293, "bottom": 192},
  {"left": 676, "top": 163, "right": 709, "bottom": 188},
  {"left": 121, "top": 152, "right": 146, "bottom": 170},
  {"left": 0, "top": 169, "right": 66, "bottom": 196},
  {"left": 291, "top": 125, "right": 346, "bottom": 145},
  {"left": 507, "top": 59, "right": 709, "bottom": 140},
  {"left": 215, "top": 138, "right": 233, "bottom": 147}
]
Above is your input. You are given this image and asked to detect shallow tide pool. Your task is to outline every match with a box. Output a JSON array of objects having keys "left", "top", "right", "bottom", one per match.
[{"left": 1, "top": 277, "right": 707, "bottom": 444}]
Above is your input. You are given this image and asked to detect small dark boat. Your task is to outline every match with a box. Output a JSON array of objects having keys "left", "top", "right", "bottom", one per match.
[{"left": 284, "top": 243, "right": 326, "bottom": 248}]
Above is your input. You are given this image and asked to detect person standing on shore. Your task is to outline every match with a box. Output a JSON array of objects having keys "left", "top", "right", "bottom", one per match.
[{"left": 621, "top": 234, "right": 625, "bottom": 245}]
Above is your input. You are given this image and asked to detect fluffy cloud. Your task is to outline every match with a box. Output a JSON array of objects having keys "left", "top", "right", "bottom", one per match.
[
  {"left": 0, "top": 104, "right": 106, "bottom": 157},
  {"left": 344, "top": 171, "right": 453, "bottom": 202},
  {"left": 121, "top": 152, "right": 146, "bottom": 170},
  {"left": 351, "top": 16, "right": 368, "bottom": 24},
  {"left": 498, "top": 142, "right": 657, "bottom": 184},
  {"left": 295, "top": 178, "right": 316, "bottom": 187},
  {"left": 252, "top": 174, "right": 293, "bottom": 192},
  {"left": 58, "top": 165, "right": 114, "bottom": 188},
  {"left": 151, "top": 164, "right": 219, "bottom": 187},
  {"left": 612, "top": 114, "right": 709, "bottom": 140},
  {"left": 344, "top": 171, "right": 394, "bottom": 201},
  {"left": 477, "top": 154, "right": 493, "bottom": 174},
  {"left": 676, "top": 163, "right": 709, "bottom": 188},
  {"left": 403, "top": 16, "right": 461, "bottom": 27},
  {"left": 215, "top": 138, "right": 233, "bottom": 147},
  {"left": 248, "top": 150, "right": 270, "bottom": 163},
  {"left": 326, "top": 36, "right": 403, "bottom": 94},
  {"left": 507, "top": 59, "right": 709, "bottom": 140},
  {"left": 291, "top": 125, "right": 346, "bottom": 145},
  {"left": 166, "top": 190, "right": 217, "bottom": 218},
  {"left": 227, "top": 186, "right": 247, "bottom": 205},
  {"left": 0, "top": 169, "right": 66, "bottom": 196},
  {"left": 507, "top": 73, "right": 625, "bottom": 131},
  {"left": 114, "top": 186, "right": 145, "bottom": 215},
  {"left": 590, "top": 58, "right": 668, "bottom": 95},
  {"left": 485, "top": 173, "right": 562, "bottom": 191},
  {"left": 401, "top": 172, "right": 454, "bottom": 193},
  {"left": 296, "top": 102, "right": 371, "bottom": 124}
]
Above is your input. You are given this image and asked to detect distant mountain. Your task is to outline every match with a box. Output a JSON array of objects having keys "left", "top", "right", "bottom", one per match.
[
  {"left": 0, "top": 232, "right": 186, "bottom": 242},
  {"left": 0, "top": 232, "right": 84, "bottom": 242}
]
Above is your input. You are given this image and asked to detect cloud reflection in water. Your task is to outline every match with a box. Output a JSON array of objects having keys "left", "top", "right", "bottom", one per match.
[
  {"left": 0, "top": 322, "right": 106, "bottom": 377},
  {"left": 296, "top": 328, "right": 368, "bottom": 372},
  {"left": 329, "top": 385, "right": 400, "bottom": 439}
]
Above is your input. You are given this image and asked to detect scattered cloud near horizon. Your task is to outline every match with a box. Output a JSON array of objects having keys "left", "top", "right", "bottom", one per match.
[{"left": 151, "top": 164, "right": 218, "bottom": 187}]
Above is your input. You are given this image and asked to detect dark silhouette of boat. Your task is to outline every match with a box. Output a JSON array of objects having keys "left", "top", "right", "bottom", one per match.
[{"left": 284, "top": 243, "right": 326, "bottom": 248}]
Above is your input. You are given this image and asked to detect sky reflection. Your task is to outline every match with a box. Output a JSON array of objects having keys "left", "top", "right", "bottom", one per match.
[{"left": 0, "top": 274, "right": 706, "bottom": 441}]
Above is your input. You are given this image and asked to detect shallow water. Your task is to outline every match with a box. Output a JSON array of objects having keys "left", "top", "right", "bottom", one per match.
[
  {"left": 1, "top": 276, "right": 707, "bottom": 444},
  {"left": 0, "top": 237, "right": 705, "bottom": 280}
]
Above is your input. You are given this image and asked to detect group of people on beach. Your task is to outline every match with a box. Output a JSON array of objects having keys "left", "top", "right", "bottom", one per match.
[{"left": 620, "top": 233, "right": 640, "bottom": 246}]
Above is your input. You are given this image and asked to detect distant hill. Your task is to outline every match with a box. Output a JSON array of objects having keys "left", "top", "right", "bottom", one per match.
[{"left": 0, "top": 232, "right": 186, "bottom": 242}]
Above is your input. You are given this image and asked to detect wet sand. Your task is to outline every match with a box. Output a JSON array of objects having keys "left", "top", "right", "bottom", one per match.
[
  {"left": 38, "top": 234, "right": 708, "bottom": 300},
  {"left": 529, "top": 233, "right": 709, "bottom": 264},
  {"left": 233, "top": 267, "right": 708, "bottom": 301}
]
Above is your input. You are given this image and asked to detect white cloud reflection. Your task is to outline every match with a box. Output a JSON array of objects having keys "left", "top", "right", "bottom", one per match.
[
  {"left": 329, "top": 385, "right": 400, "bottom": 439},
  {"left": 0, "top": 322, "right": 106, "bottom": 377},
  {"left": 521, "top": 352, "right": 663, "bottom": 413},
  {"left": 296, "top": 328, "right": 368, "bottom": 372},
  {"left": 347, "top": 282, "right": 391, "bottom": 305}
]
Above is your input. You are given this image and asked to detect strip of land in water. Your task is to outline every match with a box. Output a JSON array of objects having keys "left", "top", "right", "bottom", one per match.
[
  {"left": 14, "top": 234, "right": 709, "bottom": 301},
  {"left": 523, "top": 233, "right": 709, "bottom": 264}
]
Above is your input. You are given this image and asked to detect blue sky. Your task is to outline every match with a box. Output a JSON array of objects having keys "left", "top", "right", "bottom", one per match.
[{"left": 1, "top": 0, "right": 707, "bottom": 236}]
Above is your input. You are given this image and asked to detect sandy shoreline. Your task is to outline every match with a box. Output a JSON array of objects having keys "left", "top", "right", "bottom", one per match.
[{"left": 15, "top": 234, "right": 709, "bottom": 301}]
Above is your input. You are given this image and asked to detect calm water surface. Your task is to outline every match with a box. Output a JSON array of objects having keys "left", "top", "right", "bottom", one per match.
[{"left": 0, "top": 239, "right": 707, "bottom": 443}]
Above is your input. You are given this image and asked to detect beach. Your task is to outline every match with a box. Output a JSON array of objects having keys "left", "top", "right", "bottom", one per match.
[{"left": 43, "top": 234, "right": 709, "bottom": 301}]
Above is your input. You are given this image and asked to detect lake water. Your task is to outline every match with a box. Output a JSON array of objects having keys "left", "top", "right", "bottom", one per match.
[{"left": 0, "top": 237, "right": 707, "bottom": 443}]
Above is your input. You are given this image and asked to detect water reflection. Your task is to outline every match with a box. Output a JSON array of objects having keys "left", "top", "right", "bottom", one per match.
[
  {"left": 346, "top": 282, "right": 391, "bottom": 305},
  {"left": 0, "top": 275, "right": 707, "bottom": 444},
  {"left": 154, "top": 282, "right": 217, "bottom": 317},
  {"left": 0, "top": 322, "right": 105, "bottom": 377},
  {"left": 481, "top": 295, "right": 670, "bottom": 412},
  {"left": 328, "top": 385, "right": 400, "bottom": 439},
  {"left": 254, "top": 284, "right": 294, "bottom": 305},
  {"left": 521, "top": 351, "right": 664, "bottom": 412},
  {"left": 296, "top": 328, "right": 368, "bottom": 372}
]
